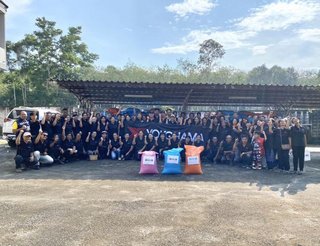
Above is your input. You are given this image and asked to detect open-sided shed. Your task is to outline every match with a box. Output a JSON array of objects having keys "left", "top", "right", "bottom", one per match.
[{"left": 54, "top": 80, "right": 320, "bottom": 109}]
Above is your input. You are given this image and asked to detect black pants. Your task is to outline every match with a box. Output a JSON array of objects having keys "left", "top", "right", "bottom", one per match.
[
  {"left": 14, "top": 155, "right": 37, "bottom": 169},
  {"left": 239, "top": 155, "right": 252, "bottom": 167},
  {"left": 292, "top": 146, "right": 305, "bottom": 171},
  {"left": 278, "top": 149, "right": 290, "bottom": 171},
  {"left": 121, "top": 149, "right": 133, "bottom": 160}
]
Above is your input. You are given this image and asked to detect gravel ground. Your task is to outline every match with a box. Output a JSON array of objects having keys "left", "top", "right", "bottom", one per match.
[{"left": 0, "top": 145, "right": 319, "bottom": 246}]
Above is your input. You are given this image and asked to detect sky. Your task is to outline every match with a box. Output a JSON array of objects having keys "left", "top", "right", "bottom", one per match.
[{"left": 4, "top": 0, "right": 320, "bottom": 70}]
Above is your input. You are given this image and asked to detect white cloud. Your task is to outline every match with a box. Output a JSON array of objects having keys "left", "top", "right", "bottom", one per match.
[
  {"left": 297, "top": 28, "right": 320, "bottom": 42},
  {"left": 252, "top": 45, "right": 272, "bottom": 56},
  {"left": 152, "top": 29, "right": 256, "bottom": 54},
  {"left": 236, "top": 0, "right": 320, "bottom": 32},
  {"left": 5, "top": 0, "right": 33, "bottom": 17},
  {"left": 166, "top": 0, "right": 217, "bottom": 17}
]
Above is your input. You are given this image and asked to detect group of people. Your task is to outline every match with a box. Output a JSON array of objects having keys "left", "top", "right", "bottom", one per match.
[{"left": 13, "top": 108, "right": 308, "bottom": 175}]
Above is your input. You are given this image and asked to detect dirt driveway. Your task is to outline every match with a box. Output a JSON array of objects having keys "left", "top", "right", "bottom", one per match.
[{"left": 0, "top": 146, "right": 319, "bottom": 246}]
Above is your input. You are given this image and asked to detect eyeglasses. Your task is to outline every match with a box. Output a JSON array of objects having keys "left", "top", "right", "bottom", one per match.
[{"left": 25, "top": 136, "right": 31, "bottom": 138}]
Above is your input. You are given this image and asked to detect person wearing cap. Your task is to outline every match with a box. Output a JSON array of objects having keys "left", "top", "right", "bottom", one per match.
[
  {"left": 98, "top": 131, "right": 109, "bottom": 159},
  {"left": 34, "top": 130, "right": 54, "bottom": 166},
  {"left": 14, "top": 130, "right": 39, "bottom": 172},
  {"left": 12, "top": 111, "right": 30, "bottom": 136}
]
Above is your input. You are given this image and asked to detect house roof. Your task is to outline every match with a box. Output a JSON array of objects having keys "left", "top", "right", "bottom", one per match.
[{"left": 53, "top": 80, "right": 320, "bottom": 109}]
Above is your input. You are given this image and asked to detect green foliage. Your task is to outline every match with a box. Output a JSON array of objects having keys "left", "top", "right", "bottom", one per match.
[
  {"left": 1, "top": 17, "right": 98, "bottom": 107},
  {"left": 198, "top": 39, "right": 225, "bottom": 72}
]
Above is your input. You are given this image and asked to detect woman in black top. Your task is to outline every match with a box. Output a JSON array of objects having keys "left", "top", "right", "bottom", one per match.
[
  {"left": 290, "top": 118, "right": 307, "bottom": 174},
  {"left": 109, "top": 133, "right": 122, "bottom": 160},
  {"left": 86, "top": 131, "right": 99, "bottom": 156},
  {"left": 98, "top": 116, "right": 108, "bottom": 137},
  {"left": 108, "top": 117, "right": 118, "bottom": 140},
  {"left": 274, "top": 119, "right": 291, "bottom": 171},
  {"left": 62, "top": 127, "right": 76, "bottom": 162},
  {"left": 133, "top": 130, "right": 146, "bottom": 160},
  {"left": 74, "top": 133, "right": 86, "bottom": 160},
  {"left": 80, "top": 113, "right": 90, "bottom": 142},
  {"left": 118, "top": 115, "right": 126, "bottom": 138},
  {"left": 156, "top": 133, "right": 169, "bottom": 159},
  {"left": 145, "top": 133, "right": 156, "bottom": 151},
  {"left": 168, "top": 133, "right": 179, "bottom": 149}
]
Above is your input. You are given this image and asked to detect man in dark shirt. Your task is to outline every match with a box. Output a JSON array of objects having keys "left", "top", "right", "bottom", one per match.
[
  {"left": 221, "top": 135, "right": 234, "bottom": 164},
  {"left": 236, "top": 135, "right": 253, "bottom": 168},
  {"left": 34, "top": 130, "right": 54, "bottom": 166},
  {"left": 15, "top": 131, "right": 39, "bottom": 172}
]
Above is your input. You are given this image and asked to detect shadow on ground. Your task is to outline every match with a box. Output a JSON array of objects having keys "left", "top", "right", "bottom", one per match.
[{"left": 0, "top": 146, "right": 319, "bottom": 197}]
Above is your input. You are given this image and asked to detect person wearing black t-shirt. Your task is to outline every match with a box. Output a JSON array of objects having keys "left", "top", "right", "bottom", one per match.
[
  {"left": 86, "top": 131, "right": 99, "bottom": 156},
  {"left": 74, "top": 133, "right": 86, "bottom": 160},
  {"left": 15, "top": 130, "right": 39, "bottom": 172},
  {"left": 168, "top": 133, "right": 179, "bottom": 149},
  {"left": 34, "top": 130, "right": 54, "bottom": 165},
  {"left": 121, "top": 133, "right": 134, "bottom": 160},
  {"left": 49, "top": 134, "right": 64, "bottom": 164},
  {"left": 62, "top": 127, "right": 77, "bottom": 162},
  {"left": 207, "top": 136, "right": 220, "bottom": 163},
  {"left": 145, "top": 133, "right": 156, "bottom": 151},
  {"left": 108, "top": 117, "right": 118, "bottom": 140},
  {"left": 235, "top": 135, "right": 253, "bottom": 168},
  {"left": 221, "top": 135, "right": 234, "bottom": 164},
  {"left": 133, "top": 131, "right": 146, "bottom": 161},
  {"left": 179, "top": 135, "right": 192, "bottom": 162},
  {"left": 193, "top": 134, "right": 206, "bottom": 159},
  {"left": 156, "top": 133, "right": 169, "bottom": 159},
  {"left": 290, "top": 118, "right": 307, "bottom": 174},
  {"left": 80, "top": 113, "right": 90, "bottom": 142},
  {"left": 52, "top": 113, "right": 63, "bottom": 136},
  {"left": 109, "top": 133, "right": 122, "bottom": 160},
  {"left": 98, "top": 131, "right": 109, "bottom": 159},
  {"left": 41, "top": 112, "right": 54, "bottom": 141},
  {"left": 29, "top": 112, "right": 40, "bottom": 142}
]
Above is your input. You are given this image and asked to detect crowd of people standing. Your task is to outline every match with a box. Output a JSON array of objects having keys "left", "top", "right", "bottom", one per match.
[{"left": 13, "top": 108, "right": 308, "bottom": 175}]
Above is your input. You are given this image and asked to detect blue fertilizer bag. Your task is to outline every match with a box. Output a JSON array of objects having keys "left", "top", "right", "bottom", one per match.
[{"left": 162, "top": 148, "right": 183, "bottom": 174}]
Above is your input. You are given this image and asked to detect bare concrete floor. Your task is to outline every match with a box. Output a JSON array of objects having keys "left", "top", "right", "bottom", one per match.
[{"left": 0, "top": 146, "right": 319, "bottom": 246}]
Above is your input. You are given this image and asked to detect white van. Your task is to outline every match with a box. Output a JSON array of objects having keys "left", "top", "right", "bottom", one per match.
[{"left": 2, "top": 107, "right": 60, "bottom": 147}]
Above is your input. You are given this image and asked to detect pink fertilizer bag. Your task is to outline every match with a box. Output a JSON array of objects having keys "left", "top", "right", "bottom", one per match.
[{"left": 139, "top": 151, "right": 159, "bottom": 174}]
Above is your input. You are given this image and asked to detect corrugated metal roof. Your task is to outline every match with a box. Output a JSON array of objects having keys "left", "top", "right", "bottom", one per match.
[{"left": 53, "top": 80, "right": 320, "bottom": 108}]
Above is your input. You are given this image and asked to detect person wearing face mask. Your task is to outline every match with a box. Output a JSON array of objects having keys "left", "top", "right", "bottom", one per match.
[{"left": 290, "top": 118, "right": 307, "bottom": 174}]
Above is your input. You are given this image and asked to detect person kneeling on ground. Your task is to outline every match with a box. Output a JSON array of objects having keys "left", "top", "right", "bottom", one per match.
[
  {"left": 49, "top": 134, "right": 65, "bottom": 164},
  {"left": 34, "top": 130, "right": 54, "bottom": 166},
  {"left": 234, "top": 135, "right": 252, "bottom": 168},
  {"left": 121, "top": 133, "right": 134, "bottom": 160},
  {"left": 74, "top": 132, "right": 87, "bottom": 160},
  {"left": 109, "top": 133, "right": 122, "bottom": 160},
  {"left": 206, "top": 136, "right": 220, "bottom": 163},
  {"left": 86, "top": 131, "right": 99, "bottom": 158},
  {"left": 62, "top": 126, "right": 77, "bottom": 162},
  {"left": 220, "top": 135, "right": 235, "bottom": 164},
  {"left": 15, "top": 130, "right": 39, "bottom": 172}
]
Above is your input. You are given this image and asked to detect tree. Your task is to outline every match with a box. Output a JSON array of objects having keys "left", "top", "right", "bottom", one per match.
[
  {"left": 3, "top": 17, "right": 98, "bottom": 107},
  {"left": 198, "top": 39, "right": 225, "bottom": 72}
]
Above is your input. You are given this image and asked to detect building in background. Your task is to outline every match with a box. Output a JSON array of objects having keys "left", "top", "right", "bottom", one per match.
[{"left": 0, "top": 1, "right": 8, "bottom": 70}]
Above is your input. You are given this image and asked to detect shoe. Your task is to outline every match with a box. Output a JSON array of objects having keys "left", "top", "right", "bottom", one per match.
[
  {"left": 118, "top": 157, "right": 121, "bottom": 161},
  {"left": 33, "top": 164, "right": 40, "bottom": 170},
  {"left": 252, "top": 165, "right": 256, "bottom": 170},
  {"left": 15, "top": 168, "right": 22, "bottom": 173},
  {"left": 257, "top": 166, "right": 262, "bottom": 170},
  {"left": 297, "top": 171, "right": 303, "bottom": 175}
]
